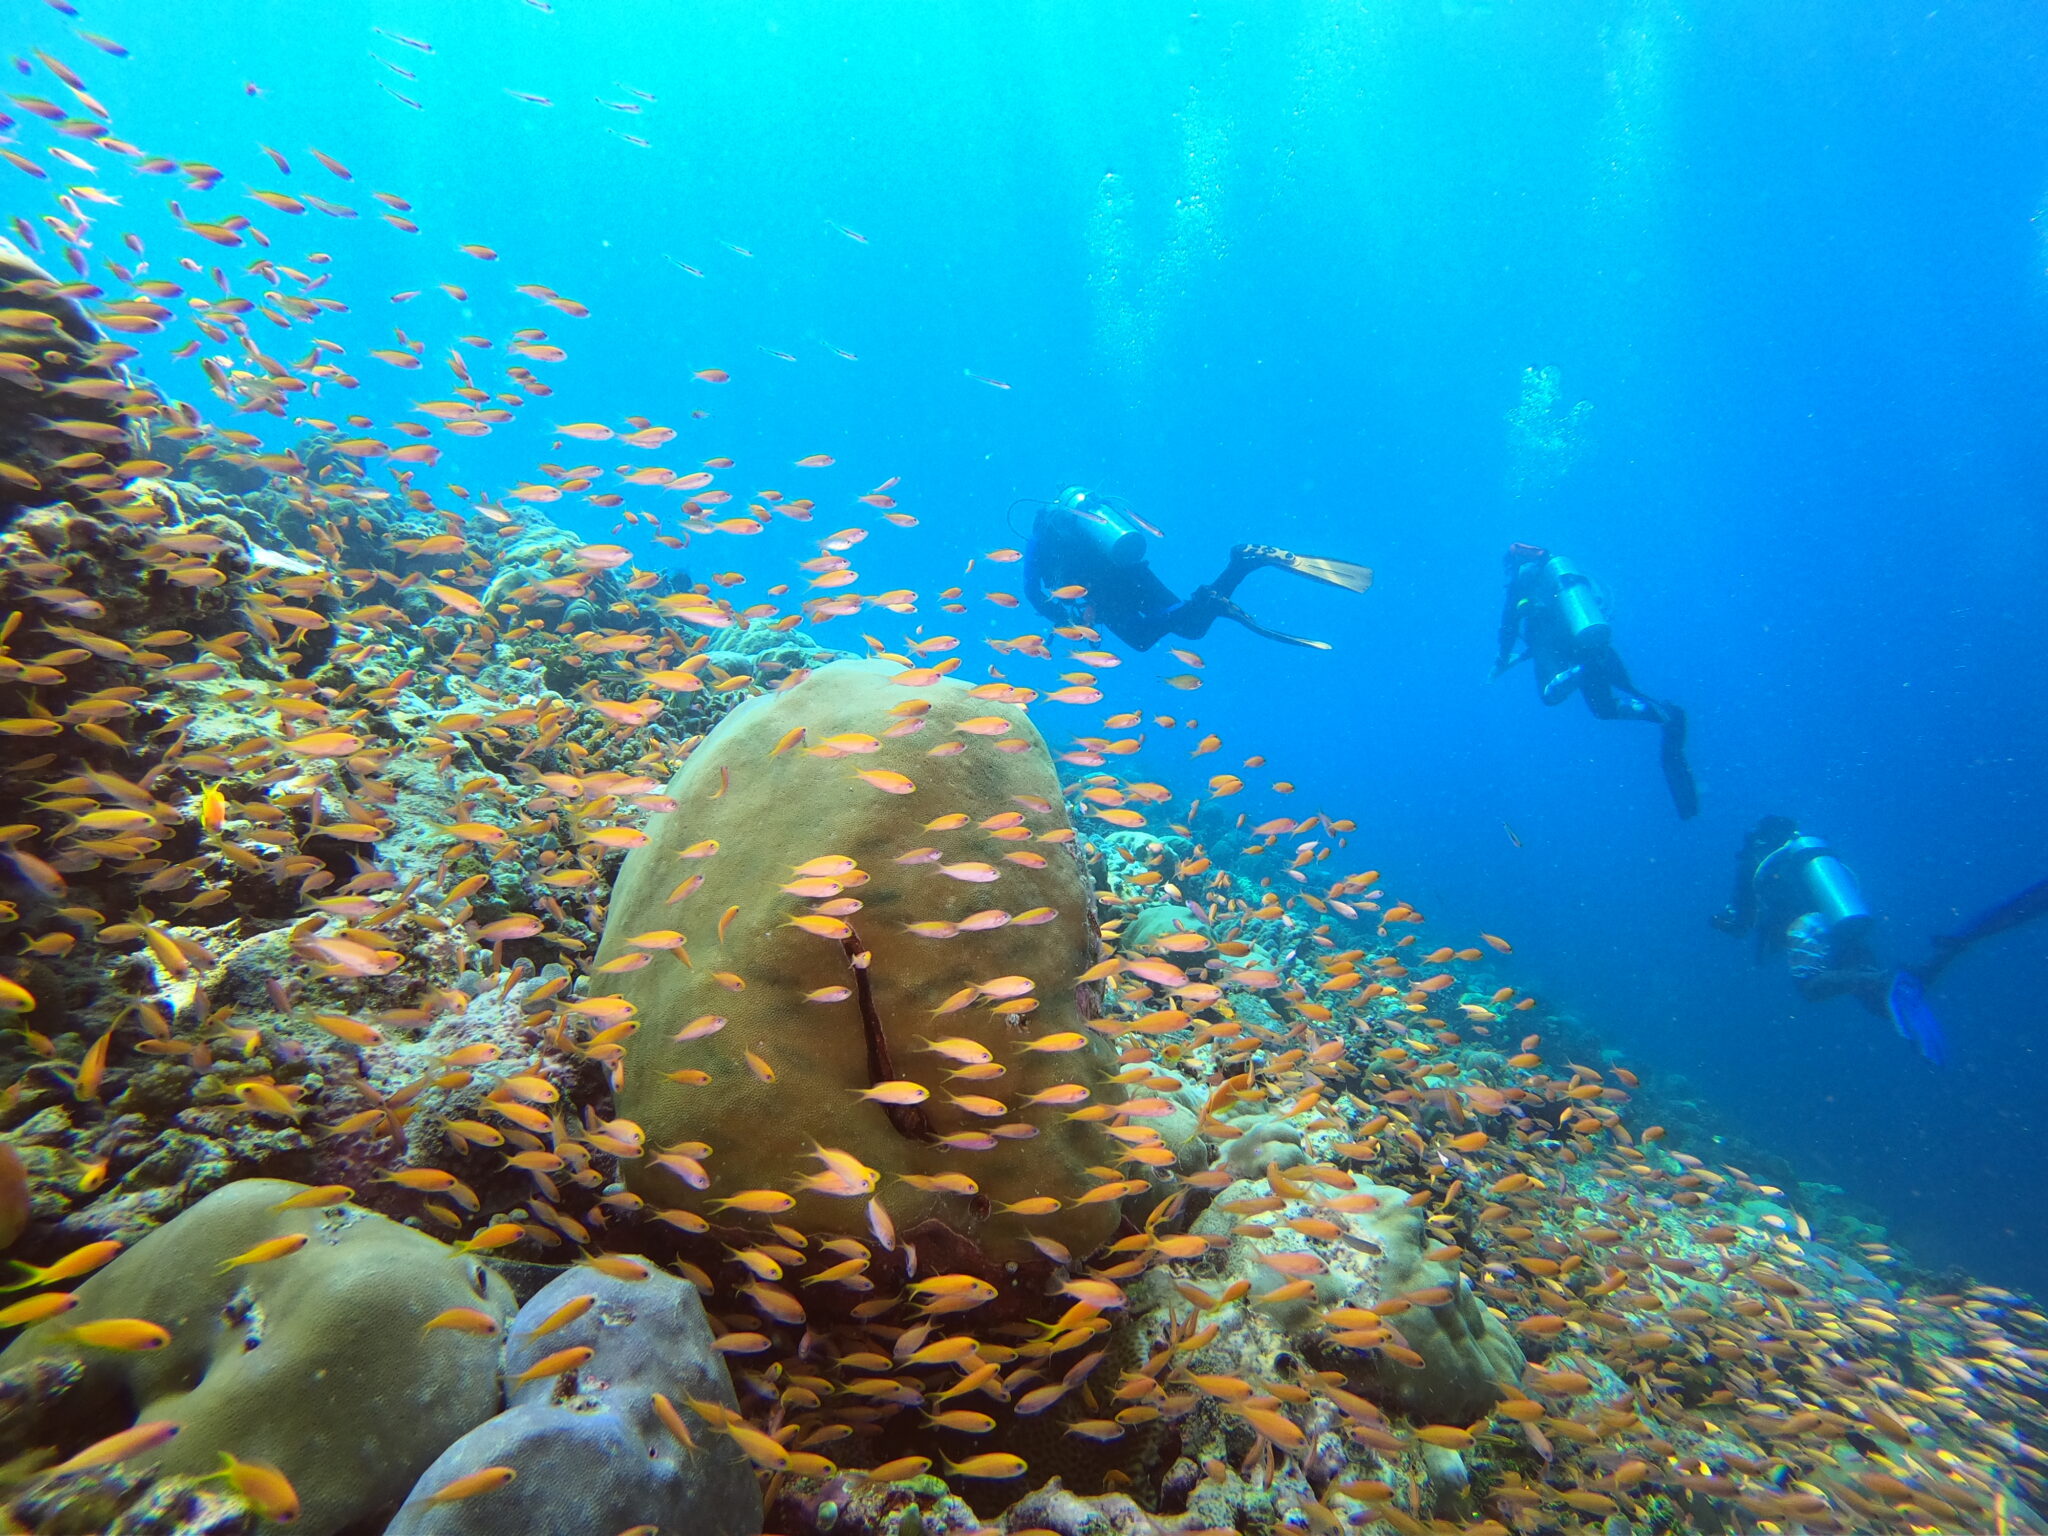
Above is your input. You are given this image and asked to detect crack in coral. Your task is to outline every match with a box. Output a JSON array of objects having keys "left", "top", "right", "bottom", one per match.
[{"left": 843, "top": 931, "right": 933, "bottom": 1143}]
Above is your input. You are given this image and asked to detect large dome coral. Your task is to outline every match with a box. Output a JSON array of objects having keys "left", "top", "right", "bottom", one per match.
[{"left": 598, "top": 659, "right": 1128, "bottom": 1271}]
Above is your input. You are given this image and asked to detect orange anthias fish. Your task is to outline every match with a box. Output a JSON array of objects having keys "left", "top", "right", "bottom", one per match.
[{"left": 0, "top": 71, "right": 2028, "bottom": 1535}]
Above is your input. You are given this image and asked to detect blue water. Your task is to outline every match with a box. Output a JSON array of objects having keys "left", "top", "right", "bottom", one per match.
[{"left": 17, "top": 0, "right": 2047, "bottom": 1289}]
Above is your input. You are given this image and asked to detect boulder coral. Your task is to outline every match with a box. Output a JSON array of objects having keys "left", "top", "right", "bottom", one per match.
[
  {"left": 1184, "top": 1172, "right": 1522, "bottom": 1423},
  {"left": 599, "top": 658, "right": 1124, "bottom": 1267},
  {"left": 0, "top": 1178, "right": 515, "bottom": 1536},
  {"left": 388, "top": 1267, "right": 759, "bottom": 1536}
]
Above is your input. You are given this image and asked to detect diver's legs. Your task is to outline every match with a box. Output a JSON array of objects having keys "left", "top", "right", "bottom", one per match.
[
  {"left": 1158, "top": 588, "right": 1334, "bottom": 649},
  {"left": 1579, "top": 649, "right": 1654, "bottom": 720},
  {"left": 1915, "top": 937, "right": 1966, "bottom": 988},
  {"left": 1208, "top": 547, "right": 1270, "bottom": 600},
  {"left": 1580, "top": 656, "right": 1697, "bottom": 818},
  {"left": 1931, "top": 876, "right": 2048, "bottom": 968},
  {"left": 1105, "top": 607, "right": 1176, "bottom": 652},
  {"left": 1109, "top": 584, "right": 1236, "bottom": 650},
  {"left": 1114, "top": 584, "right": 1331, "bottom": 651},
  {"left": 1581, "top": 653, "right": 1666, "bottom": 724},
  {"left": 1124, "top": 566, "right": 1339, "bottom": 651},
  {"left": 1659, "top": 704, "right": 1699, "bottom": 820}
]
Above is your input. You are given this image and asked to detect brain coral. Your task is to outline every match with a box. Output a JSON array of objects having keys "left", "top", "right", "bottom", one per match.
[
  {"left": 598, "top": 658, "right": 1123, "bottom": 1268},
  {"left": 0, "top": 1178, "right": 513, "bottom": 1536}
]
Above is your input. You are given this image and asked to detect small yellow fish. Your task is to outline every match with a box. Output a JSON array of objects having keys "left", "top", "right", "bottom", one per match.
[
  {"left": 422, "top": 1466, "right": 516, "bottom": 1504},
  {"left": 525, "top": 1292, "right": 596, "bottom": 1338},
  {"left": 64, "top": 1317, "right": 172, "bottom": 1351},
  {"left": 423, "top": 1307, "right": 501, "bottom": 1336},
  {"left": 0, "top": 1291, "right": 77, "bottom": 1327},
  {"left": 455, "top": 1223, "right": 525, "bottom": 1254},
  {"left": 217, "top": 1454, "right": 300, "bottom": 1523},
  {"left": 707, "top": 1189, "right": 795, "bottom": 1215},
  {"left": 945, "top": 1453, "right": 1028, "bottom": 1479},
  {"left": 219, "top": 1234, "right": 309, "bottom": 1272},
  {"left": 3, "top": 1239, "right": 121, "bottom": 1291},
  {"left": 51, "top": 1420, "right": 181, "bottom": 1473},
  {"left": 511, "top": 1345, "right": 593, "bottom": 1384}
]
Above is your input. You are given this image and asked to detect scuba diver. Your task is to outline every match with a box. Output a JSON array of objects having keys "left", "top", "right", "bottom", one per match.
[
  {"left": 1711, "top": 816, "right": 1946, "bottom": 1064},
  {"left": 1909, "top": 875, "right": 2048, "bottom": 987},
  {"left": 1491, "top": 544, "right": 1699, "bottom": 820},
  {"left": 1021, "top": 486, "right": 1372, "bottom": 652}
]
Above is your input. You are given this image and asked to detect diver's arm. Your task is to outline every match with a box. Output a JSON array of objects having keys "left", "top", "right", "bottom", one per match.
[
  {"left": 1714, "top": 829, "right": 1784, "bottom": 937},
  {"left": 1491, "top": 589, "right": 1528, "bottom": 676},
  {"left": 1713, "top": 860, "right": 1760, "bottom": 936}
]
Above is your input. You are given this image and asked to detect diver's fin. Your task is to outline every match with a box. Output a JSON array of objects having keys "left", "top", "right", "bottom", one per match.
[
  {"left": 1216, "top": 597, "right": 1332, "bottom": 650},
  {"left": 1887, "top": 969, "right": 1947, "bottom": 1066},
  {"left": 1234, "top": 545, "right": 1373, "bottom": 593},
  {"left": 1281, "top": 553, "right": 1374, "bottom": 593},
  {"left": 1659, "top": 705, "right": 1699, "bottom": 820}
]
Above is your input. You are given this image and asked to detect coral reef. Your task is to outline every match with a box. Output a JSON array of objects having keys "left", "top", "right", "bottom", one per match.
[
  {"left": 387, "top": 1266, "right": 758, "bottom": 1536},
  {"left": 0, "top": 45, "right": 2041, "bottom": 1535},
  {"left": 600, "top": 657, "right": 1127, "bottom": 1268},
  {"left": 0, "top": 424, "right": 2036, "bottom": 1536},
  {"left": 0, "top": 1178, "right": 513, "bottom": 1536},
  {"left": 0, "top": 236, "right": 135, "bottom": 521},
  {"left": 1181, "top": 1169, "right": 1523, "bottom": 1422}
]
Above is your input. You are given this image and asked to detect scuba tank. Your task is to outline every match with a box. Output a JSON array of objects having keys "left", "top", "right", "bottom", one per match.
[
  {"left": 1800, "top": 846, "right": 1873, "bottom": 941},
  {"left": 1543, "top": 555, "right": 1611, "bottom": 652},
  {"left": 1758, "top": 834, "right": 1874, "bottom": 943},
  {"left": 1055, "top": 486, "right": 1147, "bottom": 568}
]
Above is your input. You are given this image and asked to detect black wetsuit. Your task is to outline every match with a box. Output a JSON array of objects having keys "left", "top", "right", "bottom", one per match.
[
  {"left": 1023, "top": 507, "right": 1275, "bottom": 652},
  {"left": 1916, "top": 876, "right": 2048, "bottom": 985},
  {"left": 1494, "top": 552, "right": 1698, "bottom": 819},
  {"left": 1712, "top": 820, "right": 1892, "bottom": 1014}
]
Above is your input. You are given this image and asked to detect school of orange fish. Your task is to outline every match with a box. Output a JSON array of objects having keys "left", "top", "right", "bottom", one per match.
[{"left": 1, "top": 12, "right": 2045, "bottom": 1535}]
